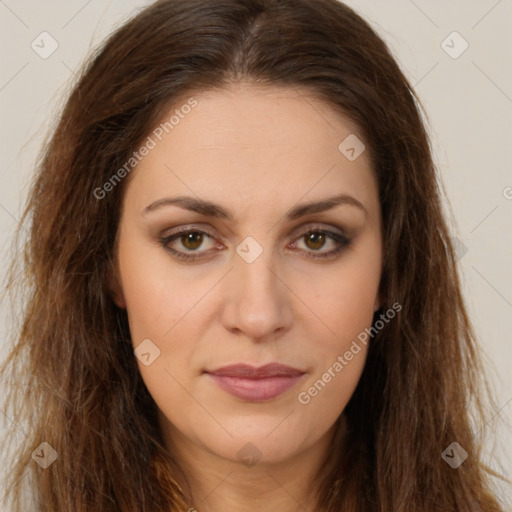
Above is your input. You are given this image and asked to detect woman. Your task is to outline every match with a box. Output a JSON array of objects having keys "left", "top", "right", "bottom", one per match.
[{"left": 0, "top": 0, "right": 507, "bottom": 510}]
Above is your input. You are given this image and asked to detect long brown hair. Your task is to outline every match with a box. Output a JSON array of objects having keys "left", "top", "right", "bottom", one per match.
[{"left": 0, "top": 0, "right": 507, "bottom": 510}]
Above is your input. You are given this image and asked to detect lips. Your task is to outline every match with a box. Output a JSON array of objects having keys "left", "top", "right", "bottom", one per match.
[{"left": 205, "top": 363, "right": 305, "bottom": 402}]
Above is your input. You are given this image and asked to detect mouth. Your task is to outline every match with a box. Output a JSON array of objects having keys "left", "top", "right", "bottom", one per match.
[{"left": 204, "top": 363, "right": 306, "bottom": 402}]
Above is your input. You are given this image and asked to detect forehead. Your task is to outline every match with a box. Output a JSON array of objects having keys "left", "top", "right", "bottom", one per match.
[
  {"left": 166, "top": 83, "right": 366, "bottom": 154},
  {"left": 121, "top": 83, "right": 379, "bottom": 222}
]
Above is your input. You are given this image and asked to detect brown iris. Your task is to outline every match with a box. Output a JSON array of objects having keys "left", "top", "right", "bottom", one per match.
[
  {"left": 304, "top": 232, "right": 326, "bottom": 251},
  {"left": 181, "top": 232, "right": 204, "bottom": 250}
]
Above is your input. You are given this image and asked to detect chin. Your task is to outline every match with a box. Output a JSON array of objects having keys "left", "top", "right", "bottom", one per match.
[{"left": 199, "top": 422, "right": 316, "bottom": 467}]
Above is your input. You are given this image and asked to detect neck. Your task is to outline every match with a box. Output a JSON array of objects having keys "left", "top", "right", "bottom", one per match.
[{"left": 160, "top": 417, "right": 345, "bottom": 512}]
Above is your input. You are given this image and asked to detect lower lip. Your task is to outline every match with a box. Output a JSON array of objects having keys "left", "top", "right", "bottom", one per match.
[{"left": 207, "top": 373, "right": 305, "bottom": 402}]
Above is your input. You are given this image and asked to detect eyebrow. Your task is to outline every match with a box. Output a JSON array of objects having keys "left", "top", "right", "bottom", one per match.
[{"left": 141, "top": 193, "right": 368, "bottom": 220}]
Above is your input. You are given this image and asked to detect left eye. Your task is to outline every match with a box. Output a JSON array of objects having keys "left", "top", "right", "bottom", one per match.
[
  {"left": 160, "top": 227, "right": 350, "bottom": 261},
  {"left": 293, "top": 230, "right": 344, "bottom": 253}
]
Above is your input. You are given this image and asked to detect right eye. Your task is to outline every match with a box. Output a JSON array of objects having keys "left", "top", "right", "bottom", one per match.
[{"left": 160, "top": 228, "right": 223, "bottom": 261}]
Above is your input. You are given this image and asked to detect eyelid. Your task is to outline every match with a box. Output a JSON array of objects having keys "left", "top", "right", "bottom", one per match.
[
  {"left": 160, "top": 222, "right": 351, "bottom": 261},
  {"left": 161, "top": 222, "right": 347, "bottom": 244},
  {"left": 289, "top": 222, "right": 345, "bottom": 238},
  {"left": 161, "top": 224, "right": 217, "bottom": 239}
]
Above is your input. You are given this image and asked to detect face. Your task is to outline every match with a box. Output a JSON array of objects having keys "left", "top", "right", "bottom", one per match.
[{"left": 111, "top": 83, "right": 382, "bottom": 468}]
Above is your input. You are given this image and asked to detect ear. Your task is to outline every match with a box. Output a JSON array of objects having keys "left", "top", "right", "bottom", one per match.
[{"left": 107, "top": 262, "right": 126, "bottom": 309}]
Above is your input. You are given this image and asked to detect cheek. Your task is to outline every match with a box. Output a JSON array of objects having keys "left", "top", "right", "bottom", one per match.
[
  {"left": 116, "top": 234, "right": 219, "bottom": 402},
  {"left": 293, "top": 270, "right": 375, "bottom": 423},
  {"left": 292, "top": 242, "right": 380, "bottom": 413},
  {"left": 297, "top": 344, "right": 368, "bottom": 418},
  {"left": 323, "top": 270, "right": 378, "bottom": 329},
  {"left": 117, "top": 234, "right": 208, "bottom": 343},
  {"left": 118, "top": 250, "right": 204, "bottom": 420},
  {"left": 294, "top": 244, "right": 381, "bottom": 352}
]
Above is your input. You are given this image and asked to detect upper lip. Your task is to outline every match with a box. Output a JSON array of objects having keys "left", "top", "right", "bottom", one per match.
[{"left": 206, "top": 363, "right": 304, "bottom": 379}]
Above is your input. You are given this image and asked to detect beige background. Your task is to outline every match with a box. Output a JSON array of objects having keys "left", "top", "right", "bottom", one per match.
[{"left": 1, "top": 0, "right": 510, "bottom": 506}]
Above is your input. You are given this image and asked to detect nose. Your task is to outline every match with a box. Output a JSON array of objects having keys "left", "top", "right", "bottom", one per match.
[{"left": 220, "top": 247, "right": 293, "bottom": 342}]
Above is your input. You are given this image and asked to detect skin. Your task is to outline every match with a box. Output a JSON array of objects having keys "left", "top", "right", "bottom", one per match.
[{"left": 110, "top": 83, "right": 382, "bottom": 512}]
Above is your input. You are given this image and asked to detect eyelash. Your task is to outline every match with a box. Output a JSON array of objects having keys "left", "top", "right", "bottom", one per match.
[{"left": 159, "top": 225, "right": 351, "bottom": 262}]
